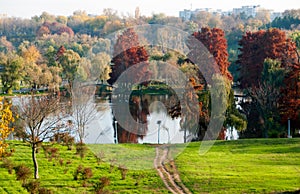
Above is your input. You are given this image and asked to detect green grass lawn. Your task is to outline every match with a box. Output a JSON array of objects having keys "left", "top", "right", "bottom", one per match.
[
  {"left": 1, "top": 138, "right": 300, "bottom": 193},
  {"left": 175, "top": 138, "right": 300, "bottom": 194},
  {"left": 0, "top": 141, "right": 168, "bottom": 194}
]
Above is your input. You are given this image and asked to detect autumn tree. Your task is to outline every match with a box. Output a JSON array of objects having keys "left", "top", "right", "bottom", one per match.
[
  {"left": 37, "top": 25, "right": 50, "bottom": 37},
  {"left": 238, "top": 29, "right": 294, "bottom": 88},
  {"left": 0, "top": 97, "right": 15, "bottom": 158},
  {"left": 17, "top": 94, "right": 65, "bottom": 179},
  {"left": 0, "top": 52, "right": 24, "bottom": 94},
  {"left": 279, "top": 55, "right": 300, "bottom": 125},
  {"left": 19, "top": 43, "right": 42, "bottom": 89},
  {"left": 91, "top": 52, "right": 111, "bottom": 83},
  {"left": 238, "top": 28, "right": 300, "bottom": 137},
  {"left": 108, "top": 28, "right": 150, "bottom": 143},
  {"left": 0, "top": 36, "right": 14, "bottom": 52},
  {"left": 75, "top": 57, "right": 91, "bottom": 82},
  {"left": 108, "top": 28, "right": 150, "bottom": 85},
  {"left": 57, "top": 46, "right": 81, "bottom": 93},
  {"left": 186, "top": 27, "right": 234, "bottom": 140},
  {"left": 18, "top": 43, "right": 62, "bottom": 91},
  {"left": 191, "top": 27, "right": 232, "bottom": 81}
]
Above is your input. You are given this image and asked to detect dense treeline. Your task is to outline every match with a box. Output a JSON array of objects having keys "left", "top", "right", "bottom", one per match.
[{"left": 0, "top": 8, "right": 299, "bottom": 141}]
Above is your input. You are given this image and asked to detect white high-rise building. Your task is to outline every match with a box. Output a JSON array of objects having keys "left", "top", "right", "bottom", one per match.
[{"left": 232, "top": 5, "right": 260, "bottom": 18}]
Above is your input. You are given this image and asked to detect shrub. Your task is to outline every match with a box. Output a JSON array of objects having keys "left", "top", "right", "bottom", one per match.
[
  {"left": 66, "top": 160, "right": 72, "bottom": 165},
  {"left": 94, "top": 177, "right": 110, "bottom": 194},
  {"left": 42, "top": 145, "right": 51, "bottom": 158},
  {"left": 96, "top": 151, "right": 105, "bottom": 165},
  {"left": 133, "top": 173, "right": 144, "bottom": 186},
  {"left": 82, "top": 180, "right": 89, "bottom": 187},
  {"left": 63, "top": 168, "right": 68, "bottom": 174},
  {"left": 14, "top": 164, "right": 31, "bottom": 183},
  {"left": 53, "top": 132, "right": 75, "bottom": 150},
  {"left": 74, "top": 165, "right": 93, "bottom": 181},
  {"left": 73, "top": 165, "right": 83, "bottom": 180},
  {"left": 82, "top": 167, "right": 93, "bottom": 180},
  {"left": 49, "top": 147, "right": 59, "bottom": 161},
  {"left": 38, "top": 187, "right": 53, "bottom": 194},
  {"left": 23, "top": 180, "right": 40, "bottom": 194},
  {"left": 118, "top": 165, "right": 128, "bottom": 180},
  {"left": 76, "top": 143, "right": 87, "bottom": 159},
  {"left": 42, "top": 145, "right": 59, "bottom": 161},
  {"left": 59, "top": 159, "right": 64, "bottom": 166},
  {"left": 1, "top": 158, "right": 14, "bottom": 174},
  {"left": 109, "top": 159, "right": 117, "bottom": 173}
]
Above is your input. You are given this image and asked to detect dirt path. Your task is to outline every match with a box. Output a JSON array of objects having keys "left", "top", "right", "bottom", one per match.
[{"left": 154, "top": 146, "right": 192, "bottom": 194}]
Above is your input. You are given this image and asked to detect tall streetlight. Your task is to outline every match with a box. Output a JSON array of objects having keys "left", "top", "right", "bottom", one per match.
[
  {"left": 157, "top": 120, "right": 161, "bottom": 144},
  {"left": 114, "top": 120, "right": 118, "bottom": 144}
]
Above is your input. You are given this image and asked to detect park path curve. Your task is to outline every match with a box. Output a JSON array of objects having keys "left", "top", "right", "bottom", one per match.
[{"left": 154, "top": 146, "right": 192, "bottom": 194}]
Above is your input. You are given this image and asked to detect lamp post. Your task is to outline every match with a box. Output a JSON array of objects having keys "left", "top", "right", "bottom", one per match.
[
  {"left": 288, "top": 118, "right": 291, "bottom": 138},
  {"left": 114, "top": 120, "right": 118, "bottom": 144},
  {"left": 157, "top": 120, "right": 161, "bottom": 144}
]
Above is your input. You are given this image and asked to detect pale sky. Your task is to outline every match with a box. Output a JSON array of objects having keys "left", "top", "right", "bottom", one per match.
[{"left": 0, "top": 0, "right": 298, "bottom": 18}]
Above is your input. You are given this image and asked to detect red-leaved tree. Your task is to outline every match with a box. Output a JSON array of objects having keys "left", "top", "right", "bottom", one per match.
[
  {"left": 108, "top": 28, "right": 151, "bottom": 143},
  {"left": 186, "top": 27, "right": 233, "bottom": 140},
  {"left": 238, "top": 28, "right": 300, "bottom": 137},
  {"left": 108, "top": 28, "right": 150, "bottom": 85}
]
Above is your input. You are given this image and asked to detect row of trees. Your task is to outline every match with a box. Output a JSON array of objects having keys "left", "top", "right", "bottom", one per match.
[
  {"left": 108, "top": 26, "right": 299, "bottom": 141},
  {"left": 0, "top": 35, "right": 111, "bottom": 94},
  {"left": 2, "top": 8, "right": 299, "bottom": 39},
  {"left": 106, "top": 26, "right": 246, "bottom": 142},
  {"left": 2, "top": 25, "right": 299, "bottom": 145},
  {"left": 1, "top": 7, "right": 299, "bottom": 82}
]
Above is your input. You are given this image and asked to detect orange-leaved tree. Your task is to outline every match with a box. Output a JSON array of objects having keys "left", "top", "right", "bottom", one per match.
[
  {"left": 186, "top": 27, "right": 234, "bottom": 140},
  {"left": 108, "top": 28, "right": 151, "bottom": 143}
]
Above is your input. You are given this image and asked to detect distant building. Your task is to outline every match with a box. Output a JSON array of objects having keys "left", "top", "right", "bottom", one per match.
[
  {"left": 179, "top": 8, "right": 230, "bottom": 21},
  {"left": 180, "top": 5, "right": 283, "bottom": 22},
  {"left": 179, "top": 9, "right": 193, "bottom": 21},
  {"left": 232, "top": 5, "right": 260, "bottom": 18}
]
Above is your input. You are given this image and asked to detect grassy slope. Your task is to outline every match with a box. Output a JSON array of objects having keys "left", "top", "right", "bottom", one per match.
[
  {"left": 176, "top": 138, "right": 300, "bottom": 193},
  {"left": 0, "top": 141, "right": 168, "bottom": 194},
  {"left": 1, "top": 139, "right": 300, "bottom": 193}
]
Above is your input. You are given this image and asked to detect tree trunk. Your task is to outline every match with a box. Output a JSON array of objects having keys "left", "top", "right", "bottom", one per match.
[{"left": 32, "top": 144, "right": 39, "bottom": 179}]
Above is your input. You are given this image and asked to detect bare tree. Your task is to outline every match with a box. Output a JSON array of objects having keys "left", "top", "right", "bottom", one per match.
[
  {"left": 17, "top": 94, "right": 66, "bottom": 179},
  {"left": 71, "top": 84, "right": 98, "bottom": 143}
]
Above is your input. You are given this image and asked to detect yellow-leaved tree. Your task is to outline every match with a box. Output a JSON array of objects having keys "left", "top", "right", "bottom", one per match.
[{"left": 0, "top": 97, "right": 14, "bottom": 158}]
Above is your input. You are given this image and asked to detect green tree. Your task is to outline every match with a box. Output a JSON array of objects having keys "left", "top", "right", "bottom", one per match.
[
  {"left": 291, "top": 31, "right": 300, "bottom": 50},
  {"left": 0, "top": 52, "right": 24, "bottom": 94},
  {"left": 91, "top": 52, "right": 111, "bottom": 83},
  {"left": 249, "top": 59, "right": 285, "bottom": 137},
  {"left": 225, "top": 90, "right": 247, "bottom": 133},
  {"left": 75, "top": 58, "right": 91, "bottom": 82},
  {"left": 57, "top": 48, "right": 81, "bottom": 92}
]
